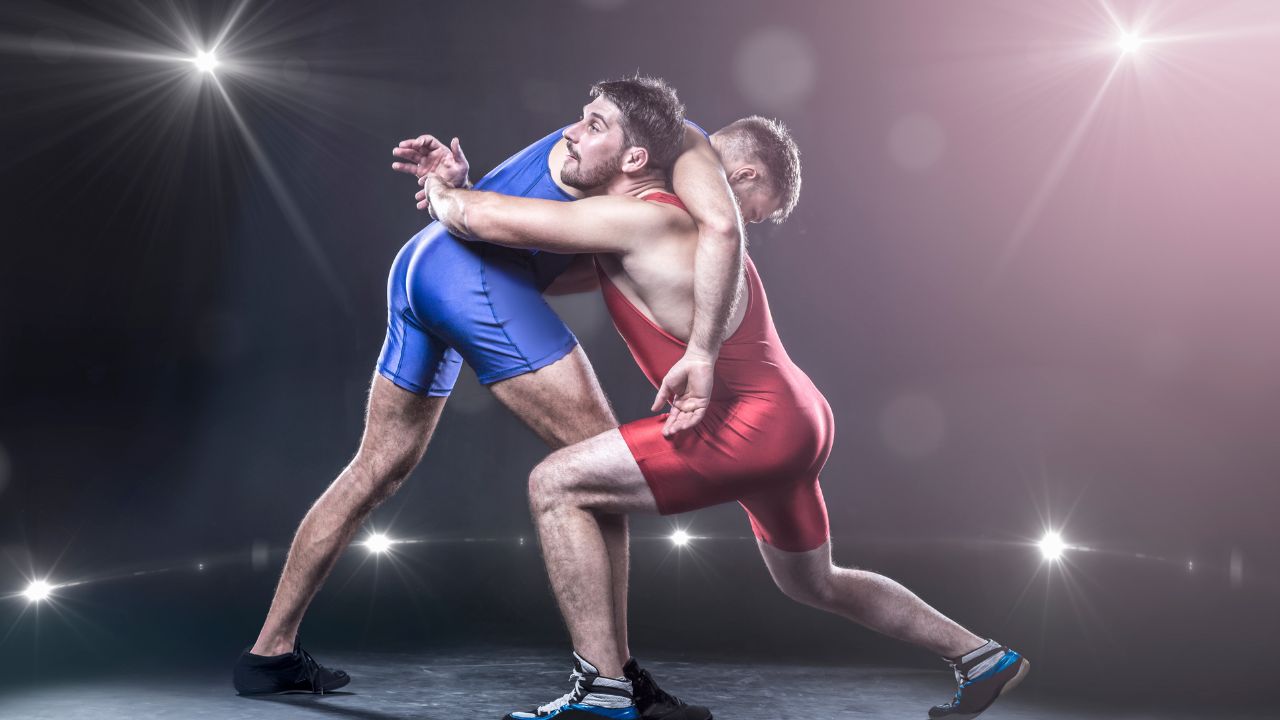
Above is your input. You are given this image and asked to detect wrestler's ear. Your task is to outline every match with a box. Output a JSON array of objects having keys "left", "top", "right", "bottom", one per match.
[
  {"left": 729, "top": 165, "right": 759, "bottom": 186},
  {"left": 620, "top": 146, "right": 650, "bottom": 173}
]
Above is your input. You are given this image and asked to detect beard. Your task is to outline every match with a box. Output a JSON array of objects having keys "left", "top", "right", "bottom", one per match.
[{"left": 560, "top": 144, "right": 623, "bottom": 191}]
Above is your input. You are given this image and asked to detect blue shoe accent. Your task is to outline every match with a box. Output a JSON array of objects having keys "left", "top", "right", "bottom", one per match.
[
  {"left": 930, "top": 643, "right": 1030, "bottom": 718},
  {"left": 563, "top": 705, "right": 639, "bottom": 719},
  {"left": 522, "top": 704, "right": 637, "bottom": 719},
  {"left": 963, "top": 650, "right": 1022, "bottom": 687}
]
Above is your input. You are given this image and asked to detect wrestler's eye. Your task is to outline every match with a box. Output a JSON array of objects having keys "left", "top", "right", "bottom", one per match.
[{"left": 590, "top": 122, "right": 601, "bottom": 132}]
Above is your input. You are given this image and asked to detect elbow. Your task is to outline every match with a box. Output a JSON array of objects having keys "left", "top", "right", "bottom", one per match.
[{"left": 699, "top": 216, "right": 744, "bottom": 249}]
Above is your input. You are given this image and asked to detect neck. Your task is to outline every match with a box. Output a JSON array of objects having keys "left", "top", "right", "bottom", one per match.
[{"left": 586, "top": 169, "right": 668, "bottom": 199}]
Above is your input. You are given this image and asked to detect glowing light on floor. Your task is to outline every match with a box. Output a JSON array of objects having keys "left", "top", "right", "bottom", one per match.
[
  {"left": 23, "top": 580, "right": 53, "bottom": 603},
  {"left": 191, "top": 49, "right": 219, "bottom": 73},
  {"left": 670, "top": 530, "right": 692, "bottom": 547},
  {"left": 364, "top": 533, "right": 393, "bottom": 554},
  {"left": 1039, "top": 531, "right": 1068, "bottom": 561}
]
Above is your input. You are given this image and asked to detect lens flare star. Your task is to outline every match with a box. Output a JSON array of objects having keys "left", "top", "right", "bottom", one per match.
[
  {"left": 191, "top": 49, "right": 220, "bottom": 73},
  {"left": 364, "top": 533, "right": 394, "bottom": 554},
  {"left": 1039, "top": 531, "right": 1068, "bottom": 561},
  {"left": 670, "top": 530, "right": 692, "bottom": 547},
  {"left": 22, "top": 580, "right": 54, "bottom": 603},
  {"left": 1117, "top": 32, "right": 1144, "bottom": 55}
]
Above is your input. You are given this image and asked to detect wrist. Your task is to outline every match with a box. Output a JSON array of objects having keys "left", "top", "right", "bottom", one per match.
[{"left": 682, "top": 347, "right": 718, "bottom": 364}]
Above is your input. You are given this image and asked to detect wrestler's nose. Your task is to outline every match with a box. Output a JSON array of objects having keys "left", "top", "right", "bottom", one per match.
[{"left": 563, "top": 123, "right": 580, "bottom": 144}]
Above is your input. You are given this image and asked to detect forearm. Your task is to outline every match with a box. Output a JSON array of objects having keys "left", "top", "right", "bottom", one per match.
[
  {"left": 687, "top": 228, "right": 743, "bottom": 358},
  {"left": 430, "top": 185, "right": 529, "bottom": 247},
  {"left": 672, "top": 126, "right": 746, "bottom": 358},
  {"left": 426, "top": 177, "right": 638, "bottom": 254}
]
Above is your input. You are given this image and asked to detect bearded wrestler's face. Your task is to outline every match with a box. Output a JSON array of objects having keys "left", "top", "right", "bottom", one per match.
[{"left": 561, "top": 96, "right": 630, "bottom": 192}]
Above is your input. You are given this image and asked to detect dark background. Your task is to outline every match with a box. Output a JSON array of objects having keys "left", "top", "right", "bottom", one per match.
[{"left": 1, "top": 0, "right": 1277, "bottom": 712}]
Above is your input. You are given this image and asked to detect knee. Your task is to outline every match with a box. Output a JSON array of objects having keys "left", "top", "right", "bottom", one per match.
[
  {"left": 528, "top": 457, "right": 579, "bottom": 518},
  {"left": 349, "top": 440, "right": 424, "bottom": 503},
  {"left": 775, "top": 566, "right": 837, "bottom": 609}
]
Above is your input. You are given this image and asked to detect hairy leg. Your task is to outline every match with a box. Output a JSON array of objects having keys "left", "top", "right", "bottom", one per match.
[
  {"left": 758, "top": 540, "right": 984, "bottom": 658},
  {"left": 250, "top": 374, "right": 445, "bottom": 656},
  {"left": 489, "top": 345, "right": 632, "bottom": 659},
  {"left": 527, "top": 429, "right": 659, "bottom": 677}
]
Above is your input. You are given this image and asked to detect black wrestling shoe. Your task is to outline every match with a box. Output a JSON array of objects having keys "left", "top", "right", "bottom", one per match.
[
  {"left": 233, "top": 638, "right": 350, "bottom": 695},
  {"left": 929, "top": 640, "right": 1030, "bottom": 719},
  {"left": 624, "top": 658, "right": 713, "bottom": 720}
]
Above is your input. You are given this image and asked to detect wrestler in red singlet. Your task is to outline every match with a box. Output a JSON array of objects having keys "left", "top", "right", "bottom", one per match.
[{"left": 597, "top": 192, "right": 834, "bottom": 552}]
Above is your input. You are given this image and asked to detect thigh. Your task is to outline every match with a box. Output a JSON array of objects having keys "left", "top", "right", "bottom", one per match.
[
  {"left": 490, "top": 345, "right": 617, "bottom": 448},
  {"left": 738, "top": 476, "right": 831, "bottom": 553},
  {"left": 537, "top": 429, "right": 660, "bottom": 515},
  {"left": 358, "top": 372, "right": 449, "bottom": 470}
]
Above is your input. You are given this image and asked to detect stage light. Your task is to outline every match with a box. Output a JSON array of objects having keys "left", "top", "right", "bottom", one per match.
[
  {"left": 671, "top": 530, "right": 691, "bottom": 547},
  {"left": 23, "top": 580, "right": 53, "bottom": 603},
  {"left": 364, "top": 532, "right": 393, "bottom": 554},
  {"left": 1039, "top": 531, "right": 1067, "bottom": 561},
  {"left": 191, "top": 49, "right": 219, "bottom": 73},
  {"left": 1117, "top": 32, "right": 1144, "bottom": 55}
]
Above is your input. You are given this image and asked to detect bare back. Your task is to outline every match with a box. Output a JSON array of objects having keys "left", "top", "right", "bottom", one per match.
[{"left": 595, "top": 192, "right": 748, "bottom": 342}]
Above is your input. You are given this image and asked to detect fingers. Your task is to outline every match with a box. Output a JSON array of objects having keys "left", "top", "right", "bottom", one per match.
[
  {"left": 662, "top": 408, "right": 679, "bottom": 437},
  {"left": 391, "top": 161, "right": 421, "bottom": 175},
  {"left": 391, "top": 148, "right": 424, "bottom": 165},
  {"left": 451, "top": 136, "right": 465, "bottom": 161},
  {"left": 399, "top": 134, "right": 441, "bottom": 150},
  {"left": 651, "top": 386, "right": 672, "bottom": 413},
  {"left": 663, "top": 406, "right": 706, "bottom": 437}
]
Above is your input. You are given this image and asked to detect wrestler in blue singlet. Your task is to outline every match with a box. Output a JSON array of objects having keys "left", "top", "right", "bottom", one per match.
[
  {"left": 378, "top": 127, "right": 579, "bottom": 396},
  {"left": 378, "top": 121, "right": 709, "bottom": 396}
]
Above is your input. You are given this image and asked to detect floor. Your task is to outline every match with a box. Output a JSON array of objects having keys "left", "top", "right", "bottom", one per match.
[{"left": 0, "top": 648, "right": 1263, "bottom": 720}]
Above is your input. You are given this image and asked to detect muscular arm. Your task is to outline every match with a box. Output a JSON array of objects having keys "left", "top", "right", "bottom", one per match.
[
  {"left": 425, "top": 176, "right": 662, "bottom": 254},
  {"left": 647, "top": 125, "right": 746, "bottom": 437},
  {"left": 672, "top": 124, "right": 745, "bottom": 360}
]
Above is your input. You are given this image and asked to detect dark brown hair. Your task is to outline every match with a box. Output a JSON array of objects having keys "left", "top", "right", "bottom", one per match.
[{"left": 589, "top": 75, "right": 686, "bottom": 171}]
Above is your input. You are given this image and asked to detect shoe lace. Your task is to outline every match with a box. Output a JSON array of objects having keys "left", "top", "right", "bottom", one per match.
[
  {"left": 295, "top": 645, "right": 325, "bottom": 693},
  {"left": 537, "top": 668, "right": 589, "bottom": 714},
  {"left": 941, "top": 661, "right": 968, "bottom": 708},
  {"left": 635, "top": 668, "right": 683, "bottom": 707}
]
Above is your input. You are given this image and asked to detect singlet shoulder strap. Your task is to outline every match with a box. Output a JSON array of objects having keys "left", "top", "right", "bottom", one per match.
[{"left": 641, "top": 191, "right": 687, "bottom": 211}]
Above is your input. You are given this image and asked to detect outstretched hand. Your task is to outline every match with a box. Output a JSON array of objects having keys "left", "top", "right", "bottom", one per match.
[
  {"left": 391, "top": 134, "right": 469, "bottom": 190},
  {"left": 651, "top": 353, "right": 715, "bottom": 438}
]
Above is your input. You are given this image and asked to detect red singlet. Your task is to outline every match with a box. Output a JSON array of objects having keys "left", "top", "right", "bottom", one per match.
[{"left": 597, "top": 192, "right": 834, "bottom": 552}]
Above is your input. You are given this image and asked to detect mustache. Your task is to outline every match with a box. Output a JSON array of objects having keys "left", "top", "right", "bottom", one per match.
[{"left": 566, "top": 141, "right": 579, "bottom": 160}]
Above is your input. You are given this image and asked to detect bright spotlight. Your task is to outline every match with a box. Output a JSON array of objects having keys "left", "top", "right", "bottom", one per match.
[
  {"left": 670, "top": 530, "right": 691, "bottom": 547},
  {"left": 192, "top": 49, "right": 220, "bottom": 73},
  {"left": 1117, "top": 32, "right": 1144, "bottom": 55},
  {"left": 23, "top": 580, "right": 53, "bottom": 603},
  {"left": 1039, "top": 531, "right": 1067, "bottom": 561},
  {"left": 364, "top": 532, "right": 393, "bottom": 554}
]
